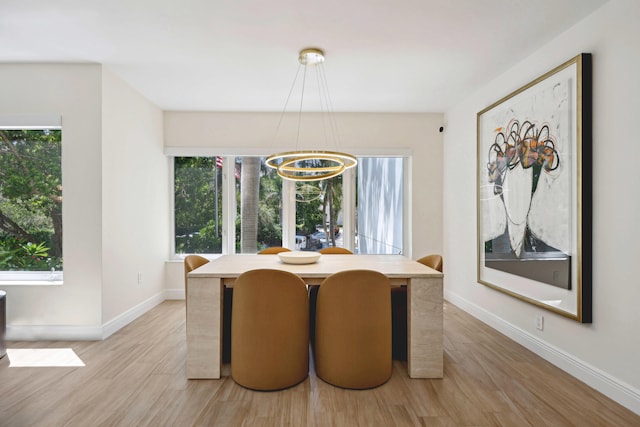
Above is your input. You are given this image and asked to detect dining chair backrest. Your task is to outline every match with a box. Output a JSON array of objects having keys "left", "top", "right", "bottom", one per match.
[
  {"left": 258, "top": 247, "right": 292, "bottom": 254},
  {"left": 184, "top": 255, "right": 209, "bottom": 300},
  {"left": 310, "top": 246, "right": 353, "bottom": 346},
  {"left": 314, "top": 269, "right": 392, "bottom": 389},
  {"left": 231, "top": 269, "right": 309, "bottom": 391},
  {"left": 416, "top": 254, "right": 443, "bottom": 272},
  {"left": 319, "top": 247, "right": 353, "bottom": 254}
]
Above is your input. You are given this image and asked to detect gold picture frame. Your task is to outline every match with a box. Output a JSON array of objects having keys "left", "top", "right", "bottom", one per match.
[{"left": 477, "top": 53, "right": 592, "bottom": 322}]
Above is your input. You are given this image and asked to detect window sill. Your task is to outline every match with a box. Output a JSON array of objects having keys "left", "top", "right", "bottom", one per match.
[
  {"left": 169, "top": 254, "right": 224, "bottom": 262},
  {"left": 0, "top": 271, "right": 63, "bottom": 285},
  {"left": 0, "top": 280, "right": 63, "bottom": 286}
]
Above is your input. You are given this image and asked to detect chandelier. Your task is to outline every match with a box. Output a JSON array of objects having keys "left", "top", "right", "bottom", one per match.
[{"left": 266, "top": 48, "right": 357, "bottom": 181}]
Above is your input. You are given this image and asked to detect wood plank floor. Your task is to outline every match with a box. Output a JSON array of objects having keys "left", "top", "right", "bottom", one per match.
[{"left": 1, "top": 300, "right": 638, "bottom": 426}]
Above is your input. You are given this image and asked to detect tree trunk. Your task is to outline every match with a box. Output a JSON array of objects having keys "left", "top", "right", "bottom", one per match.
[
  {"left": 321, "top": 182, "right": 329, "bottom": 244},
  {"left": 240, "top": 157, "right": 260, "bottom": 253},
  {"left": 0, "top": 208, "right": 32, "bottom": 241},
  {"left": 326, "top": 180, "right": 336, "bottom": 246},
  {"left": 51, "top": 200, "right": 63, "bottom": 259}
]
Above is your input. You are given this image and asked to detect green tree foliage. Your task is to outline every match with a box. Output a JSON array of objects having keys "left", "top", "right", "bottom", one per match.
[
  {"left": 175, "top": 156, "right": 285, "bottom": 253},
  {"left": 295, "top": 183, "right": 323, "bottom": 235},
  {"left": 174, "top": 157, "right": 222, "bottom": 253},
  {"left": 292, "top": 159, "right": 343, "bottom": 246},
  {"left": 256, "top": 160, "right": 284, "bottom": 249},
  {"left": 174, "top": 156, "right": 342, "bottom": 254},
  {"left": 293, "top": 177, "right": 344, "bottom": 248},
  {"left": 0, "top": 129, "right": 63, "bottom": 270}
]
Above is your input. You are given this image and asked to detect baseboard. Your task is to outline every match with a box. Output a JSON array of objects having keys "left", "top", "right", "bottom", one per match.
[
  {"left": 445, "top": 289, "right": 640, "bottom": 416},
  {"left": 101, "top": 291, "right": 167, "bottom": 339},
  {"left": 6, "top": 290, "right": 170, "bottom": 341},
  {"left": 6, "top": 324, "right": 103, "bottom": 341}
]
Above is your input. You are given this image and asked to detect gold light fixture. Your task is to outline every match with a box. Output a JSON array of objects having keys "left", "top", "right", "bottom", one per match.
[{"left": 266, "top": 48, "right": 357, "bottom": 181}]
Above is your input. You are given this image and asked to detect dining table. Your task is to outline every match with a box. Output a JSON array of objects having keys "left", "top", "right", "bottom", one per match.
[{"left": 186, "top": 253, "right": 444, "bottom": 379}]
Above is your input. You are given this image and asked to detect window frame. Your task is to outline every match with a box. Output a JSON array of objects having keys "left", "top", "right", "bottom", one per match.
[
  {"left": 166, "top": 147, "right": 412, "bottom": 259},
  {"left": 0, "top": 115, "right": 63, "bottom": 284}
]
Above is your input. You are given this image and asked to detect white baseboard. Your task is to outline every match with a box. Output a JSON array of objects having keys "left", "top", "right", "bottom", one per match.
[
  {"left": 6, "top": 324, "right": 103, "bottom": 341},
  {"left": 6, "top": 290, "right": 170, "bottom": 341},
  {"left": 445, "top": 289, "right": 640, "bottom": 416},
  {"left": 101, "top": 291, "right": 167, "bottom": 339}
]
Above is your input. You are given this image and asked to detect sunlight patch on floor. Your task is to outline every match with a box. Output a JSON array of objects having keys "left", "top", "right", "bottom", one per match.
[{"left": 7, "top": 348, "right": 85, "bottom": 367}]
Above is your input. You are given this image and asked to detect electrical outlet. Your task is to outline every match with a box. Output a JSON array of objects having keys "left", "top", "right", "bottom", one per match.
[
  {"left": 137, "top": 272, "right": 143, "bottom": 284},
  {"left": 536, "top": 314, "right": 544, "bottom": 331}
]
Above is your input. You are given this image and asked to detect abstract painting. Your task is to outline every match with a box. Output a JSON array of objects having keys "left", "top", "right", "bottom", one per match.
[{"left": 477, "top": 53, "right": 592, "bottom": 322}]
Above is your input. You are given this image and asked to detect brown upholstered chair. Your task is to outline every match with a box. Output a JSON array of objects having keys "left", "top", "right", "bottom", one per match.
[
  {"left": 184, "top": 255, "right": 233, "bottom": 363},
  {"left": 184, "top": 255, "right": 209, "bottom": 301},
  {"left": 318, "top": 247, "right": 353, "bottom": 254},
  {"left": 310, "top": 247, "right": 353, "bottom": 346},
  {"left": 231, "top": 269, "right": 309, "bottom": 391},
  {"left": 391, "top": 254, "right": 443, "bottom": 360},
  {"left": 258, "top": 247, "right": 292, "bottom": 254},
  {"left": 314, "top": 269, "right": 392, "bottom": 389},
  {"left": 417, "top": 254, "right": 443, "bottom": 272}
]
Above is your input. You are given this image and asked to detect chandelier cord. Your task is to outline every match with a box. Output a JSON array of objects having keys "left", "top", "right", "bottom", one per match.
[
  {"left": 296, "top": 61, "right": 308, "bottom": 151},
  {"left": 272, "top": 63, "right": 303, "bottom": 148},
  {"left": 316, "top": 64, "right": 331, "bottom": 151},
  {"left": 316, "top": 61, "right": 342, "bottom": 151}
]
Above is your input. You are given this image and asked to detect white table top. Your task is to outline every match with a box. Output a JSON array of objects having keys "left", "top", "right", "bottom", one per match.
[{"left": 188, "top": 253, "right": 443, "bottom": 279}]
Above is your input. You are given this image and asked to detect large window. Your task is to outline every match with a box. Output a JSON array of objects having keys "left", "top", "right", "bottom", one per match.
[
  {"left": 174, "top": 156, "right": 286, "bottom": 254},
  {"left": 356, "top": 157, "right": 404, "bottom": 254},
  {"left": 174, "top": 157, "right": 222, "bottom": 254},
  {"left": 0, "top": 127, "right": 63, "bottom": 281},
  {"left": 171, "top": 154, "right": 405, "bottom": 257},
  {"left": 234, "top": 157, "right": 284, "bottom": 253}
]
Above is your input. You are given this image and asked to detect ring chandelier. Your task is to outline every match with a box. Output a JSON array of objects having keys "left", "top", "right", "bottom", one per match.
[{"left": 266, "top": 48, "right": 357, "bottom": 182}]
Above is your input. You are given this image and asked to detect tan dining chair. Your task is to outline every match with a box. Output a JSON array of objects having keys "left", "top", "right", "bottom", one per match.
[
  {"left": 184, "top": 255, "right": 209, "bottom": 301},
  {"left": 258, "top": 246, "right": 292, "bottom": 254},
  {"left": 417, "top": 254, "right": 443, "bottom": 272},
  {"left": 231, "top": 269, "right": 309, "bottom": 391},
  {"left": 184, "top": 255, "right": 233, "bottom": 363},
  {"left": 391, "top": 254, "right": 443, "bottom": 360},
  {"left": 309, "top": 247, "right": 353, "bottom": 346},
  {"left": 318, "top": 247, "right": 353, "bottom": 254},
  {"left": 314, "top": 269, "right": 392, "bottom": 389}
]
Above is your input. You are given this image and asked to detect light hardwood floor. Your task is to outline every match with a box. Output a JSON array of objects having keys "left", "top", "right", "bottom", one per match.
[{"left": 1, "top": 300, "right": 638, "bottom": 426}]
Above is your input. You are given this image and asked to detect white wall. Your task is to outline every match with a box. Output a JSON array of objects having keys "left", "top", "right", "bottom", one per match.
[
  {"left": 101, "top": 68, "right": 168, "bottom": 325},
  {"left": 443, "top": 0, "right": 640, "bottom": 414},
  {"left": 163, "top": 112, "right": 444, "bottom": 292},
  {"left": 0, "top": 64, "right": 104, "bottom": 335},
  {"left": 1, "top": 64, "right": 168, "bottom": 339}
]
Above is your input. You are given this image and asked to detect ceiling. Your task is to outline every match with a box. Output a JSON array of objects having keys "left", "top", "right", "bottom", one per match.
[{"left": 1, "top": 0, "right": 607, "bottom": 112}]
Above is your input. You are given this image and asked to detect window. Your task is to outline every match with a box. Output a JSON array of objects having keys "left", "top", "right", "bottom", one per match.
[
  {"left": 356, "top": 157, "right": 404, "bottom": 254},
  {"left": 174, "top": 156, "right": 286, "bottom": 255},
  {"left": 234, "top": 157, "right": 284, "bottom": 253},
  {"left": 171, "top": 154, "right": 406, "bottom": 257},
  {"left": 174, "top": 157, "right": 223, "bottom": 254},
  {"left": 295, "top": 177, "right": 342, "bottom": 251},
  {"left": 0, "top": 125, "right": 63, "bottom": 282}
]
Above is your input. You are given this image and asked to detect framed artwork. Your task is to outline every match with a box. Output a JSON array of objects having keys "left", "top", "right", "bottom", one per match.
[{"left": 477, "top": 53, "right": 592, "bottom": 322}]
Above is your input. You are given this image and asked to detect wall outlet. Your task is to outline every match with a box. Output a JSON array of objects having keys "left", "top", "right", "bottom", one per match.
[
  {"left": 536, "top": 314, "right": 544, "bottom": 331},
  {"left": 137, "top": 272, "right": 143, "bottom": 284}
]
